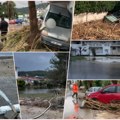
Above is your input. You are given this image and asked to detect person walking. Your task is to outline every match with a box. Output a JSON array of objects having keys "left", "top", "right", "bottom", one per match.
[
  {"left": 0, "top": 17, "right": 8, "bottom": 42},
  {"left": 72, "top": 82, "right": 78, "bottom": 99}
]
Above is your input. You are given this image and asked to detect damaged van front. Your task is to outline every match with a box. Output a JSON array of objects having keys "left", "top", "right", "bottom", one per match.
[{"left": 40, "top": 2, "right": 74, "bottom": 51}]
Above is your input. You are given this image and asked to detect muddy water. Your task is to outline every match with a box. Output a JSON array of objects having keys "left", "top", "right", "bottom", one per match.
[
  {"left": 68, "top": 58, "right": 120, "bottom": 79},
  {"left": 19, "top": 88, "right": 56, "bottom": 94}
]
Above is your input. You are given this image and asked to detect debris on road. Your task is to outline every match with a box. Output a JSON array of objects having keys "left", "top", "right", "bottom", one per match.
[
  {"left": 84, "top": 98, "right": 120, "bottom": 112},
  {"left": 72, "top": 20, "right": 120, "bottom": 40}
]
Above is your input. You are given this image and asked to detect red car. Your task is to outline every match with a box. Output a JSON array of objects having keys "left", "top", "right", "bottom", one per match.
[{"left": 87, "top": 84, "right": 120, "bottom": 104}]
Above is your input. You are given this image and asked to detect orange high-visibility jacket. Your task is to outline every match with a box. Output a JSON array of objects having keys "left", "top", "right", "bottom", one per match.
[{"left": 72, "top": 84, "right": 78, "bottom": 93}]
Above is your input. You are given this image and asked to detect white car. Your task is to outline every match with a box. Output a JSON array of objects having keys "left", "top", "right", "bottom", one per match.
[{"left": 85, "top": 87, "right": 102, "bottom": 96}]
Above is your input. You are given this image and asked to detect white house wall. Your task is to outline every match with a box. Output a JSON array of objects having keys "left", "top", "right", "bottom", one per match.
[{"left": 72, "top": 42, "right": 120, "bottom": 55}]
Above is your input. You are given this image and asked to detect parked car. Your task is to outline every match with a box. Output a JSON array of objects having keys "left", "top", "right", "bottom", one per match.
[
  {"left": 87, "top": 84, "right": 120, "bottom": 104},
  {"left": 40, "top": 1, "right": 74, "bottom": 51},
  {"left": 16, "top": 19, "right": 24, "bottom": 24},
  {"left": 85, "top": 87, "right": 102, "bottom": 96},
  {"left": 104, "top": 10, "right": 120, "bottom": 23},
  {"left": 9, "top": 20, "right": 16, "bottom": 24}
]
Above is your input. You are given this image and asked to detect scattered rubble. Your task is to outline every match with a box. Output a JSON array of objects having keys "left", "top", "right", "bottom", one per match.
[{"left": 20, "top": 97, "right": 64, "bottom": 110}]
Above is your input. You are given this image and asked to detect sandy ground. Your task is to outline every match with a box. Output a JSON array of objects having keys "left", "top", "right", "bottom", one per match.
[
  {"left": 95, "top": 111, "right": 120, "bottom": 119},
  {"left": 20, "top": 105, "right": 63, "bottom": 119}
]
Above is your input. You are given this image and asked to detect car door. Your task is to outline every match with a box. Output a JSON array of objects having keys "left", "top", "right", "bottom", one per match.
[
  {"left": 99, "top": 86, "right": 116, "bottom": 103},
  {"left": 115, "top": 86, "right": 120, "bottom": 101}
]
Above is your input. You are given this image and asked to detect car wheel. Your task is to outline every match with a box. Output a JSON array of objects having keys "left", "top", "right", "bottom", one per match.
[{"left": 92, "top": 98, "right": 98, "bottom": 101}]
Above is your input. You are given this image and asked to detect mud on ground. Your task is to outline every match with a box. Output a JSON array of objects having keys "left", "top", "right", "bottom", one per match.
[
  {"left": 21, "top": 106, "right": 63, "bottom": 119},
  {"left": 20, "top": 97, "right": 64, "bottom": 119},
  {"left": 72, "top": 20, "right": 120, "bottom": 40}
]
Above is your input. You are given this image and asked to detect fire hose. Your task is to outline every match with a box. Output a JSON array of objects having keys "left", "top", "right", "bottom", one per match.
[{"left": 33, "top": 94, "right": 57, "bottom": 119}]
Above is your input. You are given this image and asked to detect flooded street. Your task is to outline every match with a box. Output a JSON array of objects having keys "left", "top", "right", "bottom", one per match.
[
  {"left": 64, "top": 90, "right": 96, "bottom": 119},
  {"left": 64, "top": 89, "right": 120, "bottom": 119},
  {"left": 68, "top": 57, "right": 120, "bottom": 79}
]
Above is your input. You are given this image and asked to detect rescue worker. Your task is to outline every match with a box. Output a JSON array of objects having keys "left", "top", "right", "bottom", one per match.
[
  {"left": 0, "top": 17, "right": 8, "bottom": 42},
  {"left": 72, "top": 82, "right": 78, "bottom": 99}
]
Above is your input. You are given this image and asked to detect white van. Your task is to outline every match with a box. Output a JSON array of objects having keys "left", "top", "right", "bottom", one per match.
[{"left": 40, "top": 1, "right": 74, "bottom": 51}]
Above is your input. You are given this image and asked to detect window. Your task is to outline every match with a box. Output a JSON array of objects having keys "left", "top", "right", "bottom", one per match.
[
  {"left": 103, "top": 86, "right": 116, "bottom": 93},
  {"left": 112, "top": 47, "right": 116, "bottom": 50},
  {"left": 46, "top": 12, "right": 71, "bottom": 29},
  {"left": 117, "top": 86, "right": 120, "bottom": 93}
]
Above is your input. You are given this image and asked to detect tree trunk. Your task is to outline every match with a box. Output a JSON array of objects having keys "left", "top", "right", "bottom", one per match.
[{"left": 28, "top": 1, "right": 39, "bottom": 47}]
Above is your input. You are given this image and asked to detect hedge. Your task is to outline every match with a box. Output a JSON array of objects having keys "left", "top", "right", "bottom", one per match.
[{"left": 75, "top": 1, "right": 120, "bottom": 14}]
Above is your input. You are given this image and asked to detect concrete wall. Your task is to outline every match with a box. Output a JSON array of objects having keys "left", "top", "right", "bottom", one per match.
[{"left": 73, "top": 12, "right": 107, "bottom": 25}]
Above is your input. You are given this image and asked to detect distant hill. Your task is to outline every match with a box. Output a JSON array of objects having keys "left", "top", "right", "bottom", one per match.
[
  {"left": 16, "top": 3, "right": 48, "bottom": 14},
  {"left": 18, "top": 70, "right": 47, "bottom": 77}
]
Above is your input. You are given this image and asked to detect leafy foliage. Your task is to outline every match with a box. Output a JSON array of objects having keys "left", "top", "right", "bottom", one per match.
[
  {"left": 82, "top": 80, "right": 119, "bottom": 89},
  {"left": 18, "top": 70, "right": 47, "bottom": 77},
  {"left": 47, "top": 53, "right": 69, "bottom": 88},
  {"left": 75, "top": 1, "right": 120, "bottom": 14},
  {"left": 17, "top": 79, "right": 26, "bottom": 90},
  {"left": 0, "top": 1, "right": 16, "bottom": 19}
]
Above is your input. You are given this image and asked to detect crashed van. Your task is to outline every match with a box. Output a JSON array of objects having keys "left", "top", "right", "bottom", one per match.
[
  {"left": 40, "top": 1, "right": 74, "bottom": 51},
  {"left": 104, "top": 10, "right": 120, "bottom": 23}
]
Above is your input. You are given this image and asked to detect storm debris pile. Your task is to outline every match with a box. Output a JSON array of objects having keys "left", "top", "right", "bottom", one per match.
[
  {"left": 20, "top": 97, "right": 64, "bottom": 110},
  {"left": 2, "top": 26, "right": 31, "bottom": 51},
  {"left": 84, "top": 98, "right": 120, "bottom": 112},
  {"left": 72, "top": 20, "right": 120, "bottom": 40}
]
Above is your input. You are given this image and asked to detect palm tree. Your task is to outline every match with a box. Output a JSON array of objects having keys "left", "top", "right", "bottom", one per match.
[{"left": 2, "top": 1, "right": 16, "bottom": 19}]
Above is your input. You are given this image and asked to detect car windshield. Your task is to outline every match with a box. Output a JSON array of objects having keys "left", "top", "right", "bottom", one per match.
[
  {"left": 46, "top": 12, "right": 72, "bottom": 29},
  {"left": 113, "top": 10, "right": 120, "bottom": 18}
]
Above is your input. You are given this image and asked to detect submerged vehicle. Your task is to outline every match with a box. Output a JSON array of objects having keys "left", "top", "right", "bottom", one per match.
[{"left": 40, "top": 1, "right": 74, "bottom": 51}]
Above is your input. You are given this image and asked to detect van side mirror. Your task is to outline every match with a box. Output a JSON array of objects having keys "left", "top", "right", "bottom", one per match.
[{"left": 45, "top": 18, "right": 56, "bottom": 29}]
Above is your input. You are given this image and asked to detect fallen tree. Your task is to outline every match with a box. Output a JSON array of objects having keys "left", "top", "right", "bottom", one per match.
[{"left": 1, "top": 26, "right": 55, "bottom": 51}]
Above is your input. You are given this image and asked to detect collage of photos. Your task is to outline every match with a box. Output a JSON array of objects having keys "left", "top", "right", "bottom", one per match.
[{"left": 0, "top": 0, "right": 120, "bottom": 119}]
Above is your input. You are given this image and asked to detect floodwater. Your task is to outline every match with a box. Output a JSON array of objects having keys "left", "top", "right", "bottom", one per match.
[
  {"left": 68, "top": 57, "right": 120, "bottom": 79},
  {"left": 19, "top": 88, "right": 56, "bottom": 94},
  {"left": 63, "top": 91, "right": 96, "bottom": 119}
]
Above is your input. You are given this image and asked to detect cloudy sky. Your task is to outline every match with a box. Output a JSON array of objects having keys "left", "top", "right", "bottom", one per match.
[{"left": 14, "top": 52, "right": 55, "bottom": 71}]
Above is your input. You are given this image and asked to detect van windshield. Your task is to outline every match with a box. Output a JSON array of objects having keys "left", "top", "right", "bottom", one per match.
[{"left": 46, "top": 12, "right": 72, "bottom": 29}]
